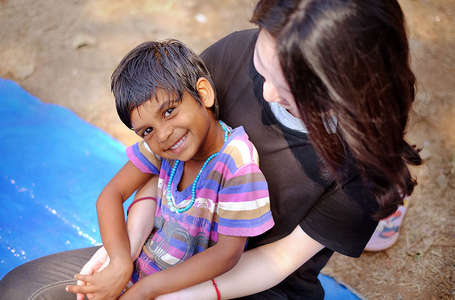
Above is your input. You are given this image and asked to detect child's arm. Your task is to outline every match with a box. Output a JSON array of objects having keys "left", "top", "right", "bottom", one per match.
[
  {"left": 120, "top": 234, "right": 247, "bottom": 299},
  {"left": 74, "top": 176, "right": 158, "bottom": 300},
  {"left": 66, "top": 161, "right": 153, "bottom": 298}
]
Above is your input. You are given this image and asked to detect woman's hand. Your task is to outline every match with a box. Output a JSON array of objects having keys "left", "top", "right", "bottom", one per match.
[
  {"left": 75, "top": 246, "right": 110, "bottom": 300},
  {"left": 66, "top": 257, "right": 133, "bottom": 300}
]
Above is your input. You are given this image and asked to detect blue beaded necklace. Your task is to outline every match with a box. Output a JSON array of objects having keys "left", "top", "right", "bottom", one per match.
[{"left": 167, "top": 121, "right": 229, "bottom": 213}]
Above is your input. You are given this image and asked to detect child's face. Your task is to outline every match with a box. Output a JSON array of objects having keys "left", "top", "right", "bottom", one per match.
[{"left": 130, "top": 86, "right": 218, "bottom": 162}]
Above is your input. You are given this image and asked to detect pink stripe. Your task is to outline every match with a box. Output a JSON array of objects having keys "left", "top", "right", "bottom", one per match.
[
  {"left": 196, "top": 188, "right": 218, "bottom": 200},
  {"left": 218, "top": 190, "right": 269, "bottom": 202},
  {"left": 218, "top": 218, "right": 274, "bottom": 237},
  {"left": 127, "top": 147, "right": 151, "bottom": 173},
  {"left": 167, "top": 245, "right": 185, "bottom": 258},
  {"left": 209, "top": 230, "right": 219, "bottom": 243},
  {"left": 233, "top": 163, "right": 260, "bottom": 176},
  {"left": 137, "top": 256, "right": 159, "bottom": 275},
  {"left": 186, "top": 224, "right": 211, "bottom": 237}
]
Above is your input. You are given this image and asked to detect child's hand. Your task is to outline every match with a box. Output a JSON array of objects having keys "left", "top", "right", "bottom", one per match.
[{"left": 66, "top": 258, "right": 133, "bottom": 300}]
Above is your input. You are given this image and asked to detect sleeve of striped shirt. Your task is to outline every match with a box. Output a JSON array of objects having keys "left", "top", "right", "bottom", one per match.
[
  {"left": 216, "top": 162, "right": 274, "bottom": 237},
  {"left": 125, "top": 141, "right": 161, "bottom": 174}
]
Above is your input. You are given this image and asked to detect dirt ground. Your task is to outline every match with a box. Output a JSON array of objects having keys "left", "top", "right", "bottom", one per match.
[{"left": 1, "top": 0, "right": 454, "bottom": 299}]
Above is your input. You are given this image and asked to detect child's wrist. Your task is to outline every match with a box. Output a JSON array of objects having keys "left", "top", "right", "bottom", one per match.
[{"left": 110, "top": 255, "right": 133, "bottom": 272}]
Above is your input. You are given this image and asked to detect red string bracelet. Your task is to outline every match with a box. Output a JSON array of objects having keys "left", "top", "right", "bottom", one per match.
[
  {"left": 211, "top": 279, "right": 221, "bottom": 300},
  {"left": 127, "top": 196, "right": 157, "bottom": 215}
]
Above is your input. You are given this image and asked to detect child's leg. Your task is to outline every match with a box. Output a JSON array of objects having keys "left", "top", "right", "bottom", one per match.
[{"left": 127, "top": 176, "right": 158, "bottom": 260}]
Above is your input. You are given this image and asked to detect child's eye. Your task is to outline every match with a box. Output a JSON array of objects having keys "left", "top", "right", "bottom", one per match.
[
  {"left": 143, "top": 127, "right": 153, "bottom": 137},
  {"left": 164, "top": 107, "right": 175, "bottom": 118}
]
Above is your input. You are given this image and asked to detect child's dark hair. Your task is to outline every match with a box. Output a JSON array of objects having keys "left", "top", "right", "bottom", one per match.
[{"left": 111, "top": 39, "right": 218, "bottom": 129}]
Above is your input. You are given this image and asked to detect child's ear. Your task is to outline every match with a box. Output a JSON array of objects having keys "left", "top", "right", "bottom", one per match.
[{"left": 196, "top": 77, "right": 215, "bottom": 108}]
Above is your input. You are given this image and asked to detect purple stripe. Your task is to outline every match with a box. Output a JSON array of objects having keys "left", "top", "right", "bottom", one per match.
[
  {"left": 129, "top": 143, "right": 159, "bottom": 174},
  {"left": 126, "top": 146, "right": 151, "bottom": 173},
  {"left": 218, "top": 211, "right": 274, "bottom": 228},
  {"left": 160, "top": 204, "right": 213, "bottom": 233},
  {"left": 216, "top": 153, "right": 241, "bottom": 174},
  {"left": 199, "top": 177, "right": 222, "bottom": 194},
  {"left": 218, "top": 218, "right": 274, "bottom": 237}
]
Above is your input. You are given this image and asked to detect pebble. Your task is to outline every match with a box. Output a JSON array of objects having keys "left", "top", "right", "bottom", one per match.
[
  {"left": 419, "top": 147, "right": 432, "bottom": 160},
  {"left": 195, "top": 13, "right": 207, "bottom": 23},
  {"left": 436, "top": 174, "right": 448, "bottom": 188},
  {"left": 72, "top": 33, "right": 96, "bottom": 49}
]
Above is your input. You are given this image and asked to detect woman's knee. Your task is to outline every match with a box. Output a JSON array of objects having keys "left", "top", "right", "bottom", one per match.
[{"left": 0, "top": 247, "right": 99, "bottom": 300}]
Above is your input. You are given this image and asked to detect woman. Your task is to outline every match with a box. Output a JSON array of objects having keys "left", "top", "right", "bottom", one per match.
[
  {"left": 0, "top": 0, "right": 421, "bottom": 299},
  {"left": 158, "top": 0, "right": 421, "bottom": 298}
]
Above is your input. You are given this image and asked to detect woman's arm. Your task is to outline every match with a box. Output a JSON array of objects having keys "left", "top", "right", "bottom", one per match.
[
  {"left": 158, "top": 225, "right": 324, "bottom": 299},
  {"left": 121, "top": 234, "right": 247, "bottom": 299},
  {"left": 127, "top": 176, "right": 158, "bottom": 259}
]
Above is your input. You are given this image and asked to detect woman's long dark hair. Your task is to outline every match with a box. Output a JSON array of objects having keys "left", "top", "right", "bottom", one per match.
[{"left": 252, "top": 0, "right": 422, "bottom": 219}]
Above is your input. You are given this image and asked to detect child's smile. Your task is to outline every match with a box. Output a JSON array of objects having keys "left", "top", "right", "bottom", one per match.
[{"left": 168, "top": 133, "right": 187, "bottom": 151}]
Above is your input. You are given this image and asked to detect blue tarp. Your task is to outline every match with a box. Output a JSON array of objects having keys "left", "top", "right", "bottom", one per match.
[{"left": 0, "top": 78, "right": 361, "bottom": 299}]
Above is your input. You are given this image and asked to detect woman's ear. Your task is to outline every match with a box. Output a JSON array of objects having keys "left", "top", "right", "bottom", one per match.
[{"left": 196, "top": 77, "right": 215, "bottom": 108}]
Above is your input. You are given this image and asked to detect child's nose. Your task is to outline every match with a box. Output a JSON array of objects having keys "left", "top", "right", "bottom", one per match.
[{"left": 157, "top": 125, "right": 173, "bottom": 143}]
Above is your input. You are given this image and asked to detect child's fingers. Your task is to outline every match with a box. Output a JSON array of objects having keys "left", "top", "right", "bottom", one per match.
[
  {"left": 74, "top": 273, "right": 93, "bottom": 282},
  {"left": 66, "top": 283, "right": 96, "bottom": 294},
  {"left": 76, "top": 279, "right": 87, "bottom": 300},
  {"left": 77, "top": 279, "right": 86, "bottom": 286}
]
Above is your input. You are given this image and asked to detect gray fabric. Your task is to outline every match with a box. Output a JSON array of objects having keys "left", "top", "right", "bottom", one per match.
[
  {"left": 0, "top": 247, "right": 99, "bottom": 300},
  {"left": 269, "top": 102, "right": 308, "bottom": 133},
  {"left": 269, "top": 102, "right": 338, "bottom": 134}
]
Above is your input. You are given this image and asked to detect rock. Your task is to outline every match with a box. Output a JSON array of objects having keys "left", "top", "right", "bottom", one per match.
[
  {"left": 419, "top": 147, "right": 432, "bottom": 160},
  {"left": 436, "top": 174, "right": 448, "bottom": 189},
  {"left": 195, "top": 13, "right": 207, "bottom": 24},
  {"left": 12, "top": 62, "right": 35, "bottom": 80},
  {"left": 413, "top": 91, "right": 432, "bottom": 117},
  {"left": 72, "top": 33, "right": 96, "bottom": 49},
  {"left": 1, "top": 48, "right": 36, "bottom": 80}
]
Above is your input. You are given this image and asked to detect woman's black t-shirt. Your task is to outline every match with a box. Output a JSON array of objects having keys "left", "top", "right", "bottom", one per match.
[{"left": 201, "top": 29, "right": 378, "bottom": 300}]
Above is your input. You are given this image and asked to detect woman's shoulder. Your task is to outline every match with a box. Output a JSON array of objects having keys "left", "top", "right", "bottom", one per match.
[
  {"left": 201, "top": 29, "right": 258, "bottom": 56},
  {"left": 200, "top": 29, "right": 258, "bottom": 71}
]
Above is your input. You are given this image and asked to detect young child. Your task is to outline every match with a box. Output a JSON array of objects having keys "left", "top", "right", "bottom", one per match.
[{"left": 70, "top": 39, "right": 274, "bottom": 299}]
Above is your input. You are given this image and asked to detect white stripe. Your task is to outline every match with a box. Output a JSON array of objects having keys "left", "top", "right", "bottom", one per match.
[
  {"left": 194, "top": 197, "right": 216, "bottom": 213},
  {"left": 217, "top": 197, "right": 269, "bottom": 211},
  {"left": 161, "top": 253, "right": 180, "bottom": 265},
  {"left": 226, "top": 140, "right": 252, "bottom": 166},
  {"left": 157, "top": 177, "right": 164, "bottom": 189},
  {"left": 252, "top": 146, "right": 259, "bottom": 165}
]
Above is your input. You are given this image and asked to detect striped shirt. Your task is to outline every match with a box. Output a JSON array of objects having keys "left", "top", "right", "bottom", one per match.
[{"left": 126, "top": 125, "right": 274, "bottom": 281}]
